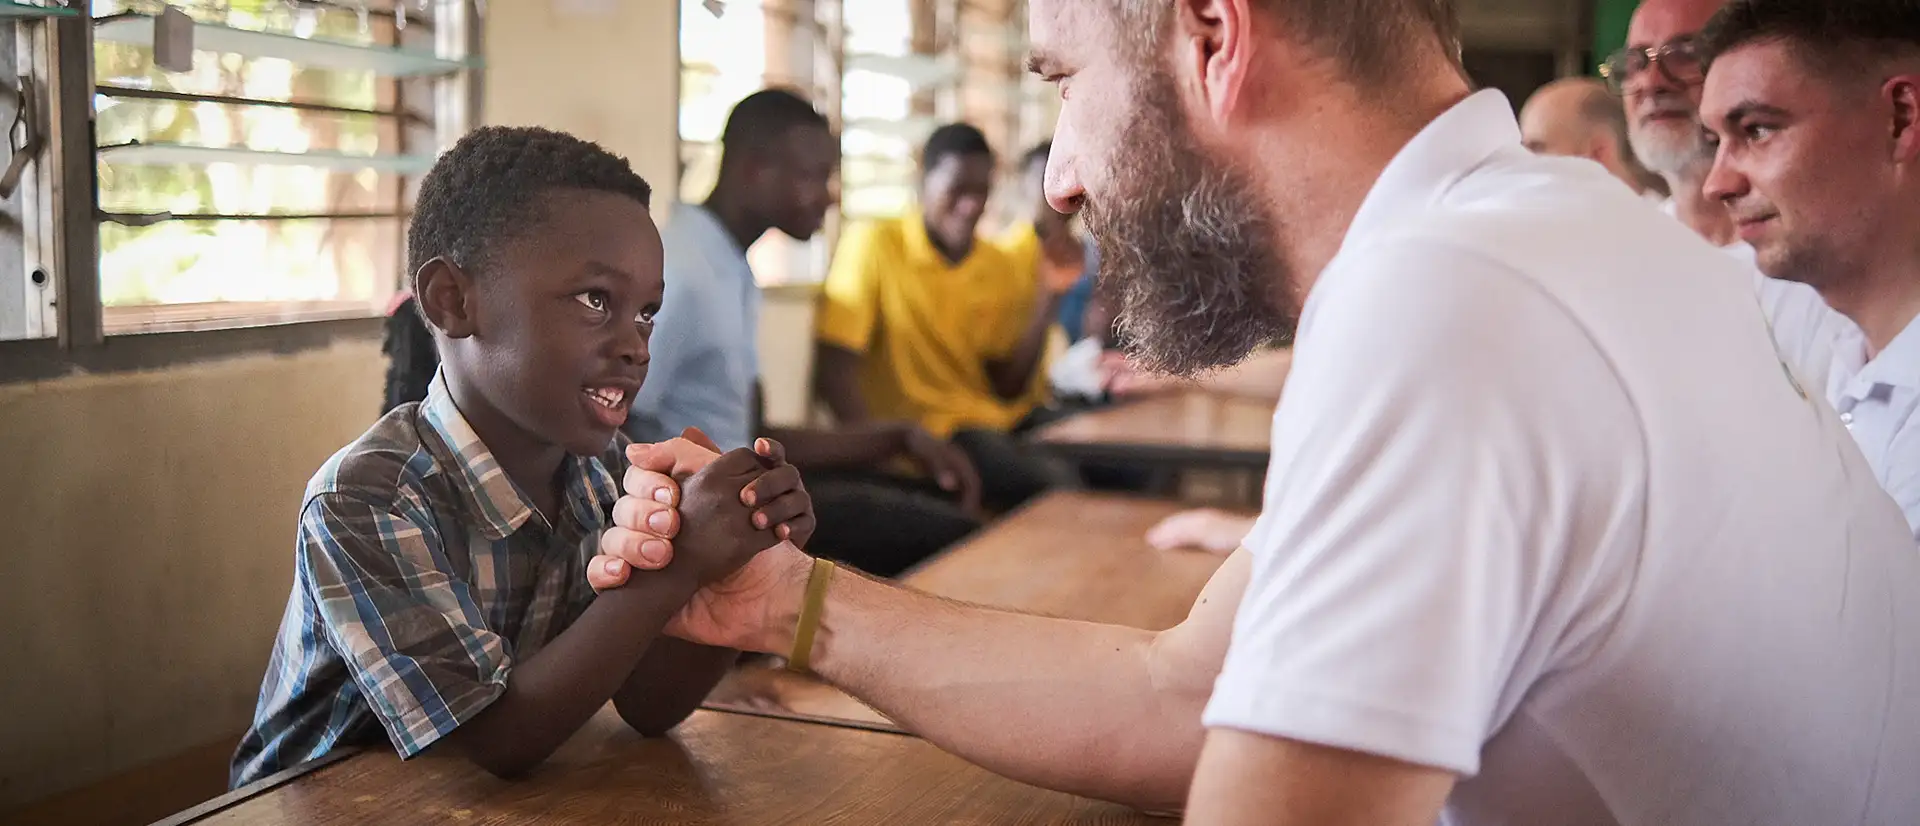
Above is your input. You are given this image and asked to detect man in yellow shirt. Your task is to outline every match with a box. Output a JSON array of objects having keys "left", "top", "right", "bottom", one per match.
[{"left": 815, "top": 123, "right": 1079, "bottom": 510}]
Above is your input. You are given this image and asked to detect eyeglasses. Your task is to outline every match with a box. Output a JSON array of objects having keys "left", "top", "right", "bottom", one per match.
[{"left": 1599, "top": 36, "right": 1705, "bottom": 95}]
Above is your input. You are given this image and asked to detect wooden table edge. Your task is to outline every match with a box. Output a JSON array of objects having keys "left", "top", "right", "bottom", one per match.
[
  {"left": 1037, "top": 440, "right": 1271, "bottom": 470},
  {"left": 698, "top": 701, "right": 911, "bottom": 736},
  {"left": 147, "top": 748, "right": 361, "bottom": 826}
]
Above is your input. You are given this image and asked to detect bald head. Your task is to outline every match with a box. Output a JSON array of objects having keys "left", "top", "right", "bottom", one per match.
[{"left": 1520, "top": 78, "right": 1659, "bottom": 194}]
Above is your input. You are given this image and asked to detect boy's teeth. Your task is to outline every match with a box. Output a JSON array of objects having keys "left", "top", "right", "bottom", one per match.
[{"left": 586, "top": 388, "right": 623, "bottom": 408}]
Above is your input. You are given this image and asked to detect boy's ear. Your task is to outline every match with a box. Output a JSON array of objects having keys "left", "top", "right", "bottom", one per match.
[{"left": 415, "top": 257, "right": 478, "bottom": 339}]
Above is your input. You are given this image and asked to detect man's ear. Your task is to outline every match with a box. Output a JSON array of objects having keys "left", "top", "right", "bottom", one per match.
[
  {"left": 414, "top": 257, "right": 478, "bottom": 339},
  {"left": 1886, "top": 75, "right": 1920, "bottom": 165},
  {"left": 1175, "top": 0, "right": 1252, "bottom": 126}
]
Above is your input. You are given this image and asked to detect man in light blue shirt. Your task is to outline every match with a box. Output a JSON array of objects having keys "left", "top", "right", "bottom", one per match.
[
  {"left": 626, "top": 89, "right": 981, "bottom": 576},
  {"left": 626, "top": 197, "right": 762, "bottom": 451}
]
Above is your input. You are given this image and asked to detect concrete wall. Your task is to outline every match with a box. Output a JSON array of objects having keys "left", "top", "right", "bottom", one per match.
[{"left": 0, "top": 343, "right": 383, "bottom": 811}]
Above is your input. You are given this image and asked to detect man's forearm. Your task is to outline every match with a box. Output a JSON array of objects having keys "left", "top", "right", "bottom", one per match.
[
  {"left": 814, "top": 344, "right": 872, "bottom": 425},
  {"left": 989, "top": 293, "right": 1065, "bottom": 400},
  {"left": 767, "top": 562, "right": 1209, "bottom": 811},
  {"left": 764, "top": 423, "right": 906, "bottom": 471},
  {"left": 611, "top": 638, "right": 739, "bottom": 736},
  {"left": 445, "top": 572, "right": 697, "bottom": 777}
]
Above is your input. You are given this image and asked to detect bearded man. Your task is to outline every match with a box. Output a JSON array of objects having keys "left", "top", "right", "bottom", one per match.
[{"left": 592, "top": 2, "right": 1920, "bottom": 824}]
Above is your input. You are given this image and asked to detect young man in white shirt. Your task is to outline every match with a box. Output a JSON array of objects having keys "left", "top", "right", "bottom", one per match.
[
  {"left": 1698, "top": 0, "right": 1920, "bottom": 542},
  {"left": 1615, "top": 0, "right": 1849, "bottom": 389},
  {"left": 591, "top": 1, "right": 1920, "bottom": 823}
]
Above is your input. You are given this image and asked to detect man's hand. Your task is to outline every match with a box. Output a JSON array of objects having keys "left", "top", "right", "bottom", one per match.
[
  {"left": 669, "top": 539, "right": 816, "bottom": 654},
  {"left": 1144, "top": 508, "right": 1255, "bottom": 556},
  {"left": 902, "top": 427, "right": 982, "bottom": 514}
]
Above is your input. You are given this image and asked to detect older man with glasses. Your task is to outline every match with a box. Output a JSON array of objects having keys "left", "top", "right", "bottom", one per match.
[{"left": 1603, "top": 0, "right": 1735, "bottom": 248}]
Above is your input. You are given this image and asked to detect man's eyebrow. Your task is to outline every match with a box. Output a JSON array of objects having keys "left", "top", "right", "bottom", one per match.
[{"left": 1721, "top": 100, "right": 1788, "bottom": 127}]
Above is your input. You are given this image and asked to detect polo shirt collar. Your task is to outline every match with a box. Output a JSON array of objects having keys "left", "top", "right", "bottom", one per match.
[
  {"left": 1343, "top": 89, "right": 1518, "bottom": 246},
  {"left": 417, "top": 374, "right": 617, "bottom": 541},
  {"left": 900, "top": 207, "right": 974, "bottom": 270},
  {"left": 1832, "top": 312, "right": 1920, "bottom": 406}
]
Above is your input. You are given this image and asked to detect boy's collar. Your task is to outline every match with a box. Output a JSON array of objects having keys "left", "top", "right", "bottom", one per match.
[{"left": 417, "top": 374, "right": 618, "bottom": 540}]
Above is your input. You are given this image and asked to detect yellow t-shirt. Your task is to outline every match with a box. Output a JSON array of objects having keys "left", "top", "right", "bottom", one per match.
[{"left": 816, "top": 212, "right": 1038, "bottom": 438}]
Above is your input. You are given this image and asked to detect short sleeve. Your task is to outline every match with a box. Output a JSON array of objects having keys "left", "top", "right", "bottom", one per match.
[
  {"left": 300, "top": 493, "right": 513, "bottom": 758},
  {"left": 816, "top": 222, "right": 887, "bottom": 354},
  {"left": 1203, "top": 239, "right": 1644, "bottom": 776}
]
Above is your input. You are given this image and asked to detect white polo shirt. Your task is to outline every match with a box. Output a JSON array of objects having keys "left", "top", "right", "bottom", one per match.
[
  {"left": 1821, "top": 315, "right": 1920, "bottom": 542},
  {"left": 1203, "top": 91, "right": 1920, "bottom": 825}
]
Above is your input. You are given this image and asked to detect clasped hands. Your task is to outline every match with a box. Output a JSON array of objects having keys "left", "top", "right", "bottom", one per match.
[{"left": 589, "top": 428, "right": 818, "bottom": 655}]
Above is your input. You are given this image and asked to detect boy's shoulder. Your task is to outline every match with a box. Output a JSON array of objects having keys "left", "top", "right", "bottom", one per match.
[{"left": 303, "top": 403, "right": 441, "bottom": 517}]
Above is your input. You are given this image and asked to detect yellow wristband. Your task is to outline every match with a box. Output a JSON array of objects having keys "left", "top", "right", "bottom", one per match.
[{"left": 786, "top": 558, "right": 835, "bottom": 673}]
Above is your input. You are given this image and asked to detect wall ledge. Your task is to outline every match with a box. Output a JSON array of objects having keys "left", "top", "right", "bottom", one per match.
[{"left": 0, "top": 317, "right": 385, "bottom": 386}]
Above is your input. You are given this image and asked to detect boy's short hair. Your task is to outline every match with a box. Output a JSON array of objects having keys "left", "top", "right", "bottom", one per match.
[
  {"left": 921, "top": 123, "right": 994, "bottom": 174},
  {"left": 406, "top": 126, "right": 653, "bottom": 282}
]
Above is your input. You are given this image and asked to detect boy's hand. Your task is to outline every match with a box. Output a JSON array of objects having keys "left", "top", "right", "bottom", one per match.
[
  {"left": 668, "top": 447, "right": 786, "bottom": 586},
  {"left": 593, "top": 430, "right": 815, "bottom": 589}
]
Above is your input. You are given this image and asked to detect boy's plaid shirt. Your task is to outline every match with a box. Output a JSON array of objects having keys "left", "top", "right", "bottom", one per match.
[{"left": 230, "top": 378, "right": 625, "bottom": 787}]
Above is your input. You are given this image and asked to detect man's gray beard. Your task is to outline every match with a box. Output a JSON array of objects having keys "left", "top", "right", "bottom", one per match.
[
  {"left": 1633, "top": 122, "right": 1713, "bottom": 180},
  {"left": 1082, "top": 75, "right": 1296, "bottom": 378}
]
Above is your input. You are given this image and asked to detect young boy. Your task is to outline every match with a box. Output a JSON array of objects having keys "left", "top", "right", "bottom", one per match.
[{"left": 231, "top": 126, "right": 812, "bottom": 786}]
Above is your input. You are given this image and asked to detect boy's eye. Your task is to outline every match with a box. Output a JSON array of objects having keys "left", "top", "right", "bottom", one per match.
[
  {"left": 636, "top": 308, "right": 657, "bottom": 327},
  {"left": 575, "top": 291, "right": 609, "bottom": 313}
]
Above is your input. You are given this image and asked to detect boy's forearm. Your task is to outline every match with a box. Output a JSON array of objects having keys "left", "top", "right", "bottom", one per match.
[
  {"left": 610, "top": 638, "right": 740, "bottom": 736},
  {"left": 443, "top": 571, "right": 699, "bottom": 777}
]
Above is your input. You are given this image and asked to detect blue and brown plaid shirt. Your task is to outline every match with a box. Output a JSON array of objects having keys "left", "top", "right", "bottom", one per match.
[{"left": 231, "top": 378, "right": 626, "bottom": 787}]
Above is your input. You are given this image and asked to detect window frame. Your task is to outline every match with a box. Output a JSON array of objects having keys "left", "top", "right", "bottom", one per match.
[{"left": 0, "top": 2, "right": 481, "bottom": 379}]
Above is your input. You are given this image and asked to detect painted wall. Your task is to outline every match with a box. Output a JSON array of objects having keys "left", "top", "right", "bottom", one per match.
[
  {"left": 483, "top": 0, "right": 681, "bottom": 218},
  {"left": 1595, "top": 0, "right": 1639, "bottom": 68},
  {"left": 0, "top": 343, "right": 383, "bottom": 812}
]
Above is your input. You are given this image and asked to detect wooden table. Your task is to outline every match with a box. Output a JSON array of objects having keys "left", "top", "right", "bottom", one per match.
[
  {"left": 1035, "top": 391, "right": 1275, "bottom": 470},
  {"left": 703, "top": 492, "right": 1234, "bottom": 730},
  {"left": 162, "top": 493, "right": 1228, "bottom": 826},
  {"left": 167, "top": 708, "right": 1168, "bottom": 825}
]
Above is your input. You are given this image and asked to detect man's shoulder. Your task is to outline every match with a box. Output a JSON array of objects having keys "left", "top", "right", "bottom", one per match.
[{"left": 304, "top": 405, "right": 438, "bottom": 518}]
